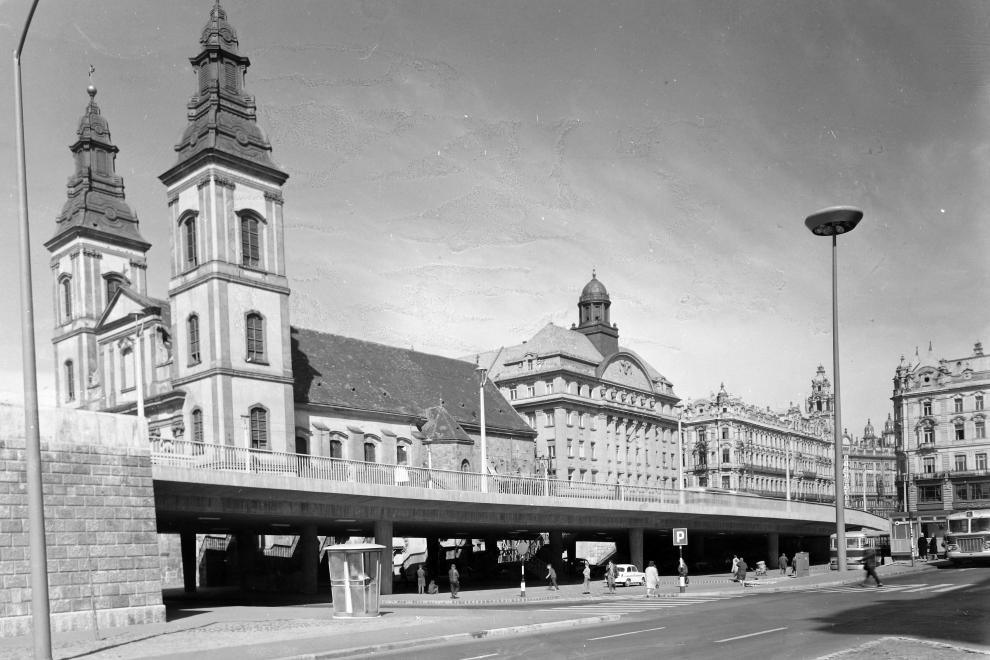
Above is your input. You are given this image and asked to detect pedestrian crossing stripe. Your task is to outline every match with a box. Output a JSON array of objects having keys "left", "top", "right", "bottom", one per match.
[{"left": 807, "top": 583, "right": 971, "bottom": 594}]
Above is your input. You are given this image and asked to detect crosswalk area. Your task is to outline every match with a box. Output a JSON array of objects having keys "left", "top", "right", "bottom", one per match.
[
  {"left": 803, "top": 582, "right": 973, "bottom": 595},
  {"left": 538, "top": 593, "right": 753, "bottom": 616}
]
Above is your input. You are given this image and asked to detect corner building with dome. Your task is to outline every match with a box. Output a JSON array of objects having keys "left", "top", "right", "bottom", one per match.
[{"left": 478, "top": 274, "right": 682, "bottom": 488}]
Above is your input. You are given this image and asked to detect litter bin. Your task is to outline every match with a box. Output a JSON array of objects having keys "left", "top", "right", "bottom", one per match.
[
  {"left": 792, "top": 551, "right": 810, "bottom": 577},
  {"left": 328, "top": 543, "right": 385, "bottom": 618}
]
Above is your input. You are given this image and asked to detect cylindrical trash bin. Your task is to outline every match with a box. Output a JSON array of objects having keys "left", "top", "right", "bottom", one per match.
[
  {"left": 328, "top": 543, "right": 385, "bottom": 618},
  {"left": 793, "top": 551, "right": 810, "bottom": 577}
]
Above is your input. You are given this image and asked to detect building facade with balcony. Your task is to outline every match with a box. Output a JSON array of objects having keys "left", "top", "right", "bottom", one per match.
[
  {"left": 892, "top": 341, "right": 990, "bottom": 518},
  {"left": 681, "top": 379, "right": 835, "bottom": 501},
  {"left": 841, "top": 417, "right": 898, "bottom": 518},
  {"left": 477, "top": 274, "right": 682, "bottom": 487}
]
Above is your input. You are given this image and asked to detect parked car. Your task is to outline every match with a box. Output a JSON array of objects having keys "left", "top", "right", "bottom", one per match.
[{"left": 613, "top": 563, "right": 646, "bottom": 586}]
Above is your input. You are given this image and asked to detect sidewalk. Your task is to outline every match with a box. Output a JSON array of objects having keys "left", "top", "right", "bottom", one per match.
[{"left": 0, "top": 562, "right": 940, "bottom": 660}]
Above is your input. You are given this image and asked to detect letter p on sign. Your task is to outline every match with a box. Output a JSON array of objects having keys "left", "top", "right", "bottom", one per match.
[{"left": 673, "top": 528, "right": 688, "bottom": 546}]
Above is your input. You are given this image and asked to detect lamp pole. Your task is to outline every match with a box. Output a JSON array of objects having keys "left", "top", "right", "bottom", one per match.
[
  {"left": 13, "top": 0, "right": 53, "bottom": 656},
  {"left": 805, "top": 206, "right": 863, "bottom": 574}
]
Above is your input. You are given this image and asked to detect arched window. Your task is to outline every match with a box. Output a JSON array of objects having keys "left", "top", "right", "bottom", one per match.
[
  {"left": 460, "top": 459, "right": 471, "bottom": 472},
  {"left": 104, "top": 273, "right": 127, "bottom": 305},
  {"left": 249, "top": 406, "right": 268, "bottom": 450},
  {"left": 182, "top": 215, "right": 198, "bottom": 268},
  {"left": 187, "top": 315, "right": 201, "bottom": 365},
  {"left": 191, "top": 408, "right": 204, "bottom": 443},
  {"left": 363, "top": 442, "right": 376, "bottom": 463},
  {"left": 295, "top": 435, "right": 309, "bottom": 455},
  {"left": 329, "top": 439, "right": 343, "bottom": 459},
  {"left": 396, "top": 443, "right": 409, "bottom": 466},
  {"left": 64, "top": 360, "right": 75, "bottom": 402},
  {"left": 241, "top": 214, "right": 261, "bottom": 268},
  {"left": 120, "top": 345, "right": 134, "bottom": 390},
  {"left": 245, "top": 312, "right": 265, "bottom": 362},
  {"left": 60, "top": 277, "right": 72, "bottom": 322}
]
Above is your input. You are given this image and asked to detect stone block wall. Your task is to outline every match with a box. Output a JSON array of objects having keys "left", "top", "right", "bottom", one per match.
[{"left": 0, "top": 404, "right": 165, "bottom": 637}]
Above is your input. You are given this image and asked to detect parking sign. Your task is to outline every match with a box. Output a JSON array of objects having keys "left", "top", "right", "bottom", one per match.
[{"left": 673, "top": 528, "right": 688, "bottom": 546}]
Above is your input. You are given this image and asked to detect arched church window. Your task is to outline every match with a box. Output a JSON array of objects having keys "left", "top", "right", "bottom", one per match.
[
  {"left": 460, "top": 459, "right": 471, "bottom": 472},
  {"left": 191, "top": 408, "right": 204, "bottom": 445},
  {"left": 249, "top": 406, "right": 268, "bottom": 450},
  {"left": 64, "top": 360, "right": 75, "bottom": 402},
  {"left": 104, "top": 273, "right": 127, "bottom": 305},
  {"left": 396, "top": 442, "right": 409, "bottom": 466},
  {"left": 60, "top": 277, "right": 72, "bottom": 322},
  {"left": 182, "top": 215, "right": 198, "bottom": 268},
  {"left": 120, "top": 345, "right": 134, "bottom": 390},
  {"left": 329, "top": 438, "right": 343, "bottom": 459},
  {"left": 187, "top": 315, "right": 201, "bottom": 365},
  {"left": 223, "top": 62, "right": 239, "bottom": 92},
  {"left": 245, "top": 312, "right": 265, "bottom": 362},
  {"left": 364, "top": 442, "right": 376, "bottom": 463},
  {"left": 240, "top": 214, "right": 261, "bottom": 268}
]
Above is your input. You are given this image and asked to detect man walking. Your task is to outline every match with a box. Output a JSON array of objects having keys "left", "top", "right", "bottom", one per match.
[
  {"left": 448, "top": 563, "right": 460, "bottom": 599},
  {"left": 605, "top": 560, "right": 616, "bottom": 594},
  {"left": 582, "top": 561, "right": 592, "bottom": 594},
  {"left": 546, "top": 564, "right": 559, "bottom": 590},
  {"left": 645, "top": 560, "right": 659, "bottom": 598},
  {"left": 778, "top": 552, "right": 788, "bottom": 576},
  {"left": 917, "top": 534, "right": 928, "bottom": 562},
  {"left": 416, "top": 565, "right": 426, "bottom": 595},
  {"left": 861, "top": 547, "right": 883, "bottom": 588}
]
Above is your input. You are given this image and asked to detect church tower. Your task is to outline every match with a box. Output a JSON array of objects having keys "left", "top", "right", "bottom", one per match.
[
  {"left": 159, "top": 2, "right": 294, "bottom": 451},
  {"left": 574, "top": 271, "right": 619, "bottom": 356},
  {"left": 45, "top": 85, "right": 150, "bottom": 409}
]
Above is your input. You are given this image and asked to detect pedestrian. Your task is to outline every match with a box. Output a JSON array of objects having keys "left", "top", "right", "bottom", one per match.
[
  {"left": 448, "top": 563, "right": 460, "bottom": 599},
  {"left": 677, "top": 557, "right": 689, "bottom": 589},
  {"left": 861, "top": 547, "right": 883, "bottom": 588},
  {"left": 546, "top": 564, "right": 559, "bottom": 590},
  {"left": 416, "top": 565, "right": 426, "bottom": 595},
  {"left": 582, "top": 561, "right": 591, "bottom": 594},
  {"left": 735, "top": 557, "right": 748, "bottom": 584},
  {"left": 605, "top": 560, "right": 616, "bottom": 594},
  {"left": 730, "top": 554, "right": 740, "bottom": 578},
  {"left": 917, "top": 534, "right": 928, "bottom": 562},
  {"left": 928, "top": 535, "right": 938, "bottom": 560},
  {"left": 778, "top": 552, "right": 788, "bottom": 576},
  {"left": 645, "top": 560, "right": 659, "bottom": 598}
]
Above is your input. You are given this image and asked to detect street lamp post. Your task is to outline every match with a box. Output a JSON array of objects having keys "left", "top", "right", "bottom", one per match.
[
  {"left": 805, "top": 205, "right": 863, "bottom": 574},
  {"left": 13, "top": 0, "right": 53, "bottom": 657}
]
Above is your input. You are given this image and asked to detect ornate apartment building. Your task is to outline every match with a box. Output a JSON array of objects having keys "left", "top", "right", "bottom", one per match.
[
  {"left": 892, "top": 341, "right": 990, "bottom": 516},
  {"left": 681, "top": 374, "right": 836, "bottom": 501},
  {"left": 479, "top": 274, "right": 682, "bottom": 487},
  {"left": 841, "top": 417, "right": 898, "bottom": 517}
]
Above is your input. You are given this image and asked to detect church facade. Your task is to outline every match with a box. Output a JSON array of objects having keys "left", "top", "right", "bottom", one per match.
[{"left": 46, "top": 4, "right": 535, "bottom": 491}]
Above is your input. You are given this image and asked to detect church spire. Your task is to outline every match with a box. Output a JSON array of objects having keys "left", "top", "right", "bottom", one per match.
[
  {"left": 160, "top": 1, "right": 287, "bottom": 186},
  {"left": 45, "top": 85, "right": 148, "bottom": 252}
]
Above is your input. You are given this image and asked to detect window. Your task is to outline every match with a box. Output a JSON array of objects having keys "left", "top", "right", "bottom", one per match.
[
  {"left": 545, "top": 410, "right": 554, "bottom": 427},
  {"left": 977, "top": 394, "right": 985, "bottom": 411},
  {"left": 295, "top": 436, "right": 309, "bottom": 455},
  {"left": 245, "top": 313, "right": 265, "bottom": 362},
  {"left": 364, "top": 442, "right": 376, "bottom": 463},
  {"left": 187, "top": 315, "right": 201, "bottom": 365},
  {"left": 567, "top": 440, "right": 573, "bottom": 458},
  {"left": 590, "top": 442, "right": 597, "bottom": 460},
  {"left": 977, "top": 420, "right": 986, "bottom": 439},
  {"left": 922, "top": 457, "right": 935, "bottom": 474},
  {"left": 917, "top": 484, "right": 941, "bottom": 503},
  {"left": 120, "top": 346, "right": 134, "bottom": 390},
  {"left": 578, "top": 441, "right": 585, "bottom": 459},
  {"left": 191, "top": 408, "right": 204, "bottom": 444},
  {"left": 509, "top": 388, "right": 518, "bottom": 400},
  {"left": 956, "top": 483, "right": 970, "bottom": 501},
  {"left": 722, "top": 475, "right": 731, "bottom": 489},
  {"left": 955, "top": 421, "right": 965, "bottom": 441},
  {"left": 579, "top": 413, "right": 586, "bottom": 429},
  {"left": 460, "top": 459, "right": 471, "bottom": 472},
  {"left": 972, "top": 481, "right": 990, "bottom": 500},
  {"left": 722, "top": 447, "right": 730, "bottom": 463},
  {"left": 105, "top": 274, "right": 125, "bottom": 304},
  {"left": 183, "top": 216, "right": 198, "bottom": 268},
  {"left": 64, "top": 360, "right": 75, "bottom": 402},
  {"left": 249, "top": 406, "right": 268, "bottom": 450},
  {"left": 545, "top": 382, "right": 554, "bottom": 395},
  {"left": 526, "top": 413, "right": 536, "bottom": 428},
  {"left": 329, "top": 439, "right": 342, "bottom": 459},
  {"left": 721, "top": 427, "right": 729, "bottom": 440},
  {"left": 922, "top": 428, "right": 933, "bottom": 445},
  {"left": 954, "top": 397, "right": 964, "bottom": 414},
  {"left": 922, "top": 401, "right": 932, "bottom": 416},
  {"left": 567, "top": 411, "right": 575, "bottom": 427},
  {"left": 60, "top": 277, "right": 72, "bottom": 322},
  {"left": 527, "top": 386, "right": 535, "bottom": 398},
  {"left": 977, "top": 453, "right": 988, "bottom": 471},
  {"left": 954, "top": 454, "right": 967, "bottom": 471},
  {"left": 396, "top": 444, "right": 408, "bottom": 466}
]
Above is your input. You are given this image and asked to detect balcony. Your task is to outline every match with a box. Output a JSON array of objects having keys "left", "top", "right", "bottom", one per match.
[
  {"left": 742, "top": 463, "right": 786, "bottom": 476},
  {"left": 802, "top": 470, "right": 818, "bottom": 479},
  {"left": 946, "top": 469, "right": 990, "bottom": 479}
]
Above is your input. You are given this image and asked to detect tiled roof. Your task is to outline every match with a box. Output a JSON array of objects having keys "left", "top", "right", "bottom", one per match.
[{"left": 291, "top": 327, "right": 534, "bottom": 436}]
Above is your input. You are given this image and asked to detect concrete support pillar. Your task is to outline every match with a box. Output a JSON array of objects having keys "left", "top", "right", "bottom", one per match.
[
  {"left": 768, "top": 532, "right": 780, "bottom": 569},
  {"left": 549, "top": 531, "right": 564, "bottom": 573},
  {"left": 565, "top": 536, "right": 577, "bottom": 563},
  {"left": 374, "top": 520, "right": 393, "bottom": 595},
  {"left": 300, "top": 525, "right": 319, "bottom": 594},
  {"left": 236, "top": 533, "right": 257, "bottom": 590},
  {"left": 427, "top": 536, "right": 441, "bottom": 582},
  {"left": 180, "top": 532, "right": 197, "bottom": 593},
  {"left": 629, "top": 528, "right": 644, "bottom": 571}
]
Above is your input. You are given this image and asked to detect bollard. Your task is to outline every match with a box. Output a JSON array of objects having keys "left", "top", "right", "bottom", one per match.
[
  {"left": 678, "top": 575, "right": 686, "bottom": 594},
  {"left": 520, "top": 565, "right": 526, "bottom": 597}
]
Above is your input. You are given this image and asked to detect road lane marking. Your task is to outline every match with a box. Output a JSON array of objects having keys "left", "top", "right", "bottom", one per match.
[
  {"left": 904, "top": 583, "right": 952, "bottom": 592},
  {"left": 713, "top": 626, "right": 788, "bottom": 643},
  {"left": 460, "top": 654, "right": 499, "bottom": 660},
  {"left": 588, "top": 626, "right": 667, "bottom": 641},
  {"left": 931, "top": 584, "right": 970, "bottom": 593}
]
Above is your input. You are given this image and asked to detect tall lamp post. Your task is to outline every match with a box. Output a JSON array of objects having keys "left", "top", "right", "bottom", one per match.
[
  {"left": 13, "top": 0, "right": 53, "bottom": 657},
  {"left": 805, "top": 206, "right": 863, "bottom": 574}
]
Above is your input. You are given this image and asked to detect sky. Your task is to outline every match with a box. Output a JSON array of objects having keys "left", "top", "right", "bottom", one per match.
[{"left": 1, "top": 0, "right": 988, "bottom": 435}]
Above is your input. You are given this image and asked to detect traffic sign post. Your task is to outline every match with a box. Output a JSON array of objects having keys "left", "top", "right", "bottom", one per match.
[{"left": 673, "top": 528, "right": 688, "bottom": 593}]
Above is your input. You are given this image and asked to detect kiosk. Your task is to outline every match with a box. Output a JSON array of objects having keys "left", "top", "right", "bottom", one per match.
[{"left": 327, "top": 543, "right": 385, "bottom": 618}]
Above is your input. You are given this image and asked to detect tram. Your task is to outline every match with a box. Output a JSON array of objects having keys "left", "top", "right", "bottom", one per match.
[
  {"left": 945, "top": 509, "right": 990, "bottom": 565},
  {"left": 829, "top": 530, "right": 890, "bottom": 570}
]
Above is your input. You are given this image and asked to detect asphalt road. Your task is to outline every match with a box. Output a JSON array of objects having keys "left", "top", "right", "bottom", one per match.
[{"left": 361, "top": 565, "right": 990, "bottom": 660}]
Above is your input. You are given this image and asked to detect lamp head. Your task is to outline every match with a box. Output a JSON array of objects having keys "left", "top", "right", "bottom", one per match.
[{"left": 805, "top": 206, "right": 863, "bottom": 236}]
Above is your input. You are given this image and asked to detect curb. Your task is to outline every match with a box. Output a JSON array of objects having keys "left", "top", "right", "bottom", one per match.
[{"left": 278, "top": 614, "right": 622, "bottom": 660}]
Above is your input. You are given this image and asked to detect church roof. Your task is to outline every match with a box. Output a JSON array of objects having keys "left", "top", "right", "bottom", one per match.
[
  {"left": 291, "top": 327, "right": 534, "bottom": 436},
  {"left": 579, "top": 273, "right": 610, "bottom": 303}
]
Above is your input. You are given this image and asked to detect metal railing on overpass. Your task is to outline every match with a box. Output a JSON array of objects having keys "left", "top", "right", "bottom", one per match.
[{"left": 150, "top": 439, "right": 863, "bottom": 514}]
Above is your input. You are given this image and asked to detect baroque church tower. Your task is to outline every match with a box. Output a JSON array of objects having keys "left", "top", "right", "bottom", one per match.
[
  {"left": 158, "top": 3, "right": 294, "bottom": 451},
  {"left": 45, "top": 86, "right": 152, "bottom": 410},
  {"left": 573, "top": 271, "right": 619, "bottom": 356}
]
